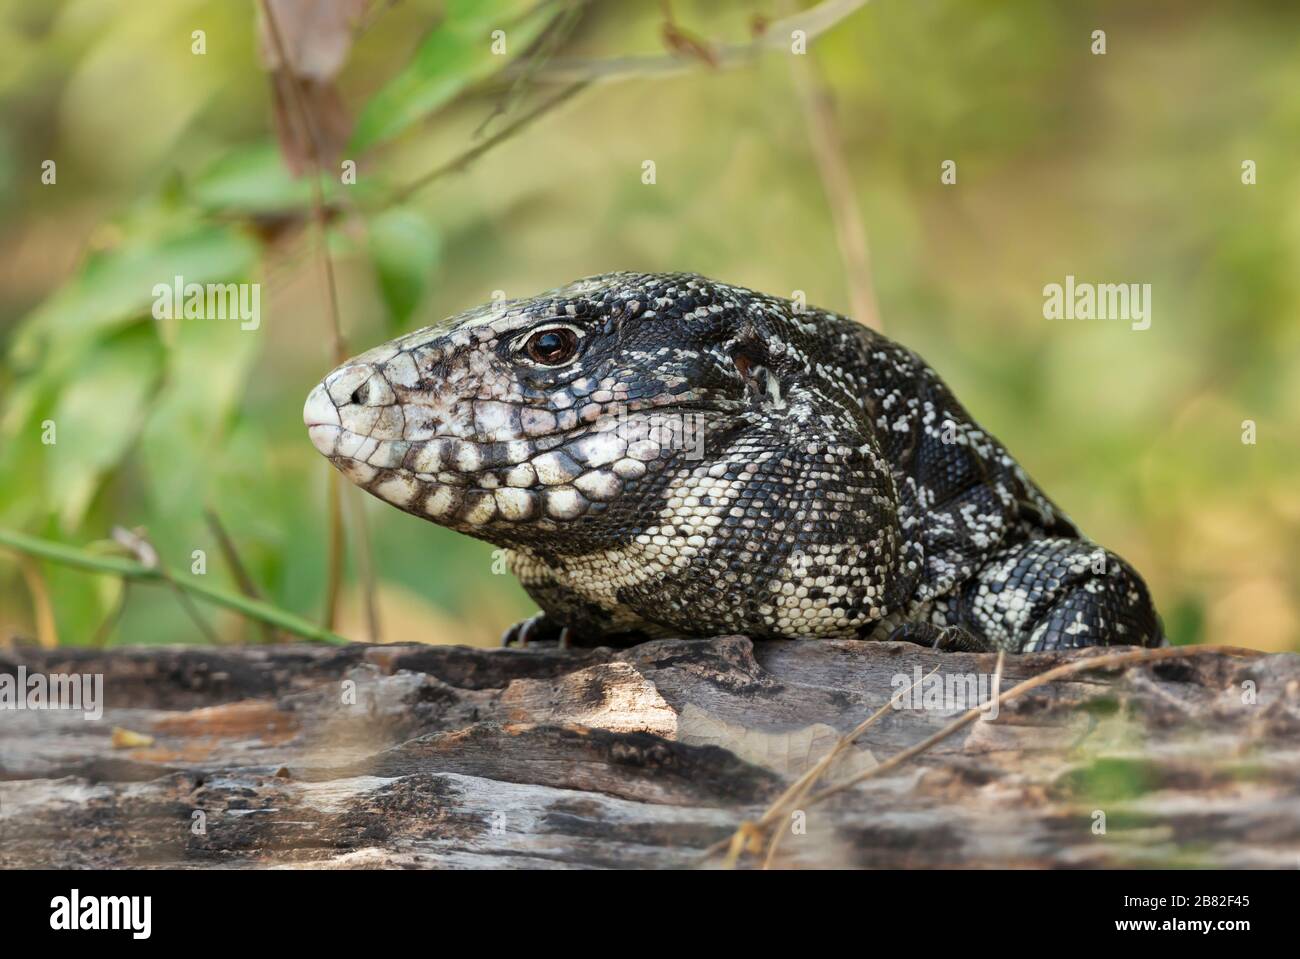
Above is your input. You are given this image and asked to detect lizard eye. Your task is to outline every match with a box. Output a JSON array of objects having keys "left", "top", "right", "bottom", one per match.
[{"left": 522, "top": 326, "right": 580, "bottom": 366}]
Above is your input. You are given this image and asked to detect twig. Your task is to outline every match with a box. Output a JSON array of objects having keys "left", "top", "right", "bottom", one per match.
[
  {"left": 502, "top": 0, "right": 870, "bottom": 85},
  {"left": 390, "top": 0, "right": 855, "bottom": 204},
  {"left": 807, "top": 645, "right": 1260, "bottom": 807},
  {"left": 788, "top": 27, "right": 881, "bottom": 330},
  {"left": 112, "top": 526, "right": 222, "bottom": 645},
  {"left": 89, "top": 583, "right": 130, "bottom": 648},
  {"left": 659, "top": 0, "right": 720, "bottom": 68},
  {"left": 204, "top": 508, "right": 277, "bottom": 644},
  {"left": 473, "top": 0, "right": 588, "bottom": 139},
  {"left": 0, "top": 528, "right": 352, "bottom": 645},
  {"left": 354, "top": 0, "right": 402, "bottom": 39},
  {"left": 387, "top": 80, "right": 589, "bottom": 204},
  {"left": 344, "top": 486, "right": 382, "bottom": 644},
  {"left": 705, "top": 643, "right": 1263, "bottom": 867},
  {"left": 258, "top": 0, "right": 349, "bottom": 365},
  {"left": 760, "top": 662, "right": 941, "bottom": 868},
  {"left": 324, "top": 472, "right": 345, "bottom": 629},
  {"left": 259, "top": 0, "right": 376, "bottom": 635}
]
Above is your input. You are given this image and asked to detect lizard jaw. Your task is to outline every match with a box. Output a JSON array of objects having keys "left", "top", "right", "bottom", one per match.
[
  {"left": 303, "top": 381, "right": 342, "bottom": 454},
  {"left": 304, "top": 371, "right": 656, "bottom": 535}
]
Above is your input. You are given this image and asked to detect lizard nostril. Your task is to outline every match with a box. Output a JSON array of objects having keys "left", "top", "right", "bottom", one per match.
[{"left": 350, "top": 383, "right": 369, "bottom": 406}]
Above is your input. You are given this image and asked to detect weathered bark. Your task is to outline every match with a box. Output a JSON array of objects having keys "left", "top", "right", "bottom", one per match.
[{"left": 1, "top": 638, "right": 1296, "bottom": 868}]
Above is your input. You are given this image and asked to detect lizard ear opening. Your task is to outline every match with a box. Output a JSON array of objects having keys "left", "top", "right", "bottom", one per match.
[
  {"left": 732, "top": 348, "right": 785, "bottom": 409},
  {"left": 732, "top": 350, "right": 756, "bottom": 382}
]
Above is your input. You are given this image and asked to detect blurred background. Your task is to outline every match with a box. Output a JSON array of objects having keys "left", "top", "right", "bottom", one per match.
[{"left": 0, "top": 0, "right": 1297, "bottom": 652}]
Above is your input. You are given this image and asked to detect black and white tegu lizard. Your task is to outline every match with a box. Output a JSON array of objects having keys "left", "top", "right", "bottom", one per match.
[{"left": 304, "top": 273, "right": 1162, "bottom": 652}]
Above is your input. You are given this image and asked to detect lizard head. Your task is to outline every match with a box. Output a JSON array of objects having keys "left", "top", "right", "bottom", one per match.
[{"left": 304, "top": 272, "right": 814, "bottom": 549}]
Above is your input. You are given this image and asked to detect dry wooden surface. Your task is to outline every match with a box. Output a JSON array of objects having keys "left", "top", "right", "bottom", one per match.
[{"left": 1, "top": 637, "right": 1297, "bottom": 868}]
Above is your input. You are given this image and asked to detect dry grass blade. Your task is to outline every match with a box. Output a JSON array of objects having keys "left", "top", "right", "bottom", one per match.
[
  {"left": 89, "top": 585, "right": 129, "bottom": 648},
  {"left": 204, "top": 508, "right": 277, "bottom": 644},
  {"left": 112, "top": 526, "right": 222, "bottom": 645},
  {"left": 257, "top": 0, "right": 367, "bottom": 174},
  {"left": 788, "top": 26, "right": 881, "bottom": 331},
  {"left": 475, "top": 0, "right": 588, "bottom": 138},
  {"left": 344, "top": 483, "right": 382, "bottom": 644},
  {"left": 705, "top": 643, "right": 1262, "bottom": 867},
  {"left": 323, "top": 471, "right": 345, "bottom": 630},
  {"left": 257, "top": 0, "right": 348, "bottom": 363},
  {"left": 388, "top": 80, "right": 589, "bottom": 205},
  {"left": 759, "top": 662, "right": 941, "bottom": 868},
  {"left": 259, "top": 0, "right": 380, "bottom": 638},
  {"left": 508, "top": 0, "right": 871, "bottom": 84},
  {"left": 660, "top": 0, "right": 720, "bottom": 68},
  {"left": 701, "top": 661, "right": 937, "bottom": 868},
  {"left": 806, "top": 644, "right": 1259, "bottom": 807},
  {"left": 18, "top": 558, "right": 59, "bottom": 649}
]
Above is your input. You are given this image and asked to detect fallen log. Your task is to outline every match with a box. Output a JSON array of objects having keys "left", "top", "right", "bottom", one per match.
[{"left": 0, "top": 638, "right": 1296, "bottom": 868}]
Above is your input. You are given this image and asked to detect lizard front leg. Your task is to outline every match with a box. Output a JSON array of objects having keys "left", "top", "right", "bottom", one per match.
[{"left": 501, "top": 550, "right": 657, "bottom": 648}]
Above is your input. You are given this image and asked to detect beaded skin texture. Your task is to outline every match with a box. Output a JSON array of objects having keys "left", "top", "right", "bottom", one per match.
[{"left": 305, "top": 272, "right": 1162, "bottom": 652}]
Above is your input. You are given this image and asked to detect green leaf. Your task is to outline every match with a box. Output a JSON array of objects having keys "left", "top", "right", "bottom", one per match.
[
  {"left": 46, "top": 324, "right": 164, "bottom": 528},
  {"left": 10, "top": 223, "right": 258, "bottom": 368},
  {"left": 189, "top": 142, "right": 315, "bottom": 213},
  {"left": 138, "top": 317, "right": 262, "bottom": 521},
  {"left": 350, "top": 0, "right": 559, "bottom": 152},
  {"left": 0, "top": 372, "right": 59, "bottom": 529},
  {"left": 5, "top": 216, "right": 260, "bottom": 530},
  {"left": 368, "top": 206, "right": 440, "bottom": 326}
]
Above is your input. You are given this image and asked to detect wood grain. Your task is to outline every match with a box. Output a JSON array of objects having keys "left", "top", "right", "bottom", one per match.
[{"left": 1, "top": 638, "right": 1296, "bottom": 868}]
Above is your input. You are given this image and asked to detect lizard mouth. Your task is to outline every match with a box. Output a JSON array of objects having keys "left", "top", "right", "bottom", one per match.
[
  {"left": 305, "top": 415, "right": 672, "bottom": 532},
  {"left": 303, "top": 382, "right": 340, "bottom": 432},
  {"left": 304, "top": 369, "right": 731, "bottom": 532},
  {"left": 304, "top": 381, "right": 353, "bottom": 463}
]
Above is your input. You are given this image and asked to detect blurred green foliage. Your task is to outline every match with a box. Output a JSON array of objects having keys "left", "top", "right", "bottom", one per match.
[{"left": 1, "top": 0, "right": 1297, "bottom": 650}]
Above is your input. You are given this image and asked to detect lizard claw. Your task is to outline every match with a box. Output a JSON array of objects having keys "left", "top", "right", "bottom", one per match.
[
  {"left": 887, "top": 622, "right": 994, "bottom": 653},
  {"left": 500, "top": 613, "right": 565, "bottom": 648}
]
